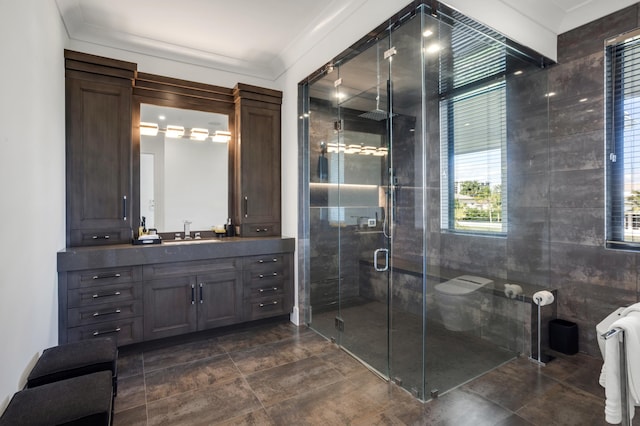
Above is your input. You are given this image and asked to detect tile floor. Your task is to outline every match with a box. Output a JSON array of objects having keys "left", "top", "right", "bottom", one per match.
[{"left": 114, "top": 319, "right": 635, "bottom": 425}]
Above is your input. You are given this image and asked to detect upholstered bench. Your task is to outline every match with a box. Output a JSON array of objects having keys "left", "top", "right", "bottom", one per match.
[
  {"left": 26, "top": 337, "right": 118, "bottom": 395},
  {"left": 0, "top": 371, "right": 113, "bottom": 426}
]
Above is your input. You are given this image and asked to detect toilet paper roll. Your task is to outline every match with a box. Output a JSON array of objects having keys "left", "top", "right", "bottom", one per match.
[
  {"left": 504, "top": 284, "right": 523, "bottom": 299},
  {"left": 532, "top": 290, "right": 555, "bottom": 306}
]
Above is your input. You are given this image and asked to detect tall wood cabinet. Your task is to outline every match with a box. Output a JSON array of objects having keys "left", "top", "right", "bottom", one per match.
[
  {"left": 233, "top": 84, "right": 282, "bottom": 237},
  {"left": 65, "top": 50, "right": 136, "bottom": 246}
]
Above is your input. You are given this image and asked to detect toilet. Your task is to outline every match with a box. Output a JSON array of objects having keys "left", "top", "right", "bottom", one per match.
[
  {"left": 596, "top": 307, "right": 625, "bottom": 359},
  {"left": 434, "top": 275, "right": 494, "bottom": 331}
]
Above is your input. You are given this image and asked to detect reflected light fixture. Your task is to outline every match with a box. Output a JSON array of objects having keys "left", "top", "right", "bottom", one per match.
[
  {"left": 212, "top": 130, "right": 231, "bottom": 143},
  {"left": 425, "top": 43, "right": 441, "bottom": 54},
  {"left": 190, "top": 128, "right": 209, "bottom": 141},
  {"left": 165, "top": 125, "right": 185, "bottom": 138},
  {"left": 140, "top": 122, "right": 159, "bottom": 136}
]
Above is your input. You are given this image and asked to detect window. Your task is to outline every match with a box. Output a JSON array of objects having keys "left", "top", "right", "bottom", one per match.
[
  {"left": 440, "top": 15, "right": 507, "bottom": 234},
  {"left": 606, "top": 28, "right": 640, "bottom": 248}
]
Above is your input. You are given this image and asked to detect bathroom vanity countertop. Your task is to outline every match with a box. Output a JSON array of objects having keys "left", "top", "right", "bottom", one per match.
[{"left": 58, "top": 237, "right": 295, "bottom": 271}]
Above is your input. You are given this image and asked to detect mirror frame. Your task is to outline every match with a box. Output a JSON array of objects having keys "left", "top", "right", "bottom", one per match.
[{"left": 132, "top": 72, "right": 236, "bottom": 238}]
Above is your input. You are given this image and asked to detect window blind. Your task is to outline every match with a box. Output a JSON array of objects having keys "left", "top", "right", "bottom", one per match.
[
  {"left": 606, "top": 28, "right": 640, "bottom": 247},
  {"left": 440, "top": 13, "right": 507, "bottom": 233}
]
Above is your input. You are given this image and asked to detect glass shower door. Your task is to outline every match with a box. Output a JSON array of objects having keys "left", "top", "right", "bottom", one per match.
[
  {"left": 333, "top": 37, "right": 392, "bottom": 377},
  {"left": 306, "top": 11, "right": 427, "bottom": 397}
]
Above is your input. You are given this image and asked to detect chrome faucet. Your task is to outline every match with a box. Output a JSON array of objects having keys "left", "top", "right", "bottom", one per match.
[{"left": 184, "top": 220, "right": 192, "bottom": 239}]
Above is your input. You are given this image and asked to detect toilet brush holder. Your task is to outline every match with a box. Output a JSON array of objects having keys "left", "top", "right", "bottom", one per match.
[{"left": 529, "top": 290, "right": 555, "bottom": 366}]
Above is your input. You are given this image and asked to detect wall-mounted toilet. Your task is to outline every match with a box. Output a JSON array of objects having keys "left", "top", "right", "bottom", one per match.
[{"left": 435, "top": 275, "right": 494, "bottom": 331}]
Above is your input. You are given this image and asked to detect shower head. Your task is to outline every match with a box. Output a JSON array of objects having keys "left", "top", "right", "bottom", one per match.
[
  {"left": 359, "top": 109, "right": 389, "bottom": 121},
  {"left": 358, "top": 109, "right": 397, "bottom": 121}
]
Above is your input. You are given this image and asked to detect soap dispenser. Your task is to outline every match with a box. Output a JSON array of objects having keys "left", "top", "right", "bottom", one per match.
[
  {"left": 225, "top": 218, "right": 235, "bottom": 237},
  {"left": 138, "top": 216, "right": 147, "bottom": 237}
]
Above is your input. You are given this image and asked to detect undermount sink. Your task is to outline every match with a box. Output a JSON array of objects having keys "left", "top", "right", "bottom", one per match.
[{"left": 163, "top": 238, "right": 222, "bottom": 245}]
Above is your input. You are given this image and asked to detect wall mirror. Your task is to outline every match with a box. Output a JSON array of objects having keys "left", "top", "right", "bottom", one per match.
[
  {"left": 132, "top": 72, "right": 236, "bottom": 237},
  {"left": 138, "top": 104, "right": 230, "bottom": 233}
]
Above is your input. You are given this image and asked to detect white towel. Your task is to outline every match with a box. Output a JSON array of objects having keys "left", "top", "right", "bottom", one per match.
[{"left": 603, "top": 312, "right": 640, "bottom": 424}]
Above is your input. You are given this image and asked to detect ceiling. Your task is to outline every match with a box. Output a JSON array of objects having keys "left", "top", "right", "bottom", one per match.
[{"left": 55, "top": 0, "right": 638, "bottom": 81}]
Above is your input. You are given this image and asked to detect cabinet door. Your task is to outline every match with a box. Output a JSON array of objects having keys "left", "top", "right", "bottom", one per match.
[
  {"left": 197, "top": 271, "right": 243, "bottom": 330},
  {"left": 238, "top": 104, "right": 281, "bottom": 236},
  {"left": 66, "top": 76, "right": 132, "bottom": 246},
  {"left": 144, "top": 276, "right": 197, "bottom": 340}
]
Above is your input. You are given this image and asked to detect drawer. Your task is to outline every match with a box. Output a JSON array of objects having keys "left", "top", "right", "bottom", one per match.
[
  {"left": 240, "top": 223, "right": 280, "bottom": 237},
  {"left": 245, "top": 279, "right": 287, "bottom": 300},
  {"left": 243, "top": 254, "right": 287, "bottom": 273},
  {"left": 245, "top": 297, "right": 288, "bottom": 320},
  {"left": 68, "top": 282, "right": 142, "bottom": 308},
  {"left": 144, "top": 258, "right": 238, "bottom": 279},
  {"left": 67, "top": 317, "right": 143, "bottom": 346},
  {"left": 68, "top": 300, "right": 143, "bottom": 327},
  {"left": 70, "top": 229, "right": 131, "bottom": 246},
  {"left": 67, "top": 266, "right": 142, "bottom": 289}
]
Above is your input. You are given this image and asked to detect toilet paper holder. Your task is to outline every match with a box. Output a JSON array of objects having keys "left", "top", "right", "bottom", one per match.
[{"left": 529, "top": 290, "right": 556, "bottom": 366}]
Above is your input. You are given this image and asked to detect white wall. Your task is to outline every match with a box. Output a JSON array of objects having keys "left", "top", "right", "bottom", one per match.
[{"left": 0, "top": 0, "right": 67, "bottom": 413}]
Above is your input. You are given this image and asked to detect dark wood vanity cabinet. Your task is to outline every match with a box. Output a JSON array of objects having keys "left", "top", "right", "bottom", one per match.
[
  {"left": 234, "top": 84, "right": 282, "bottom": 237},
  {"left": 58, "top": 238, "right": 295, "bottom": 346},
  {"left": 243, "top": 253, "right": 293, "bottom": 320},
  {"left": 65, "top": 50, "right": 136, "bottom": 247},
  {"left": 61, "top": 265, "right": 144, "bottom": 346},
  {"left": 59, "top": 51, "right": 292, "bottom": 347},
  {"left": 142, "top": 258, "right": 243, "bottom": 340}
]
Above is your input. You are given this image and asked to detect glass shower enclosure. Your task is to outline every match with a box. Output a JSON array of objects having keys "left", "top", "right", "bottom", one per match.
[{"left": 300, "top": 2, "right": 549, "bottom": 400}]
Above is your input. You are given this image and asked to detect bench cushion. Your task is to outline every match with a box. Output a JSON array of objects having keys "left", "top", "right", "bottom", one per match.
[
  {"left": 0, "top": 371, "right": 113, "bottom": 426},
  {"left": 27, "top": 338, "right": 117, "bottom": 389}
]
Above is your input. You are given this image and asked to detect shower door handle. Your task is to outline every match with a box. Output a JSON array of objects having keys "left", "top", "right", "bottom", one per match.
[{"left": 373, "top": 248, "right": 389, "bottom": 272}]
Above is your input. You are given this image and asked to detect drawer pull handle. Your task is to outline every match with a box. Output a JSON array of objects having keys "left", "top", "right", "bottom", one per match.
[
  {"left": 92, "top": 291, "right": 121, "bottom": 299},
  {"left": 93, "top": 327, "right": 121, "bottom": 337},
  {"left": 93, "top": 309, "right": 121, "bottom": 317},
  {"left": 91, "top": 235, "right": 111, "bottom": 240},
  {"left": 259, "top": 287, "right": 279, "bottom": 293},
  {"left": 258, "top": 258, "right": 278, "bottom": 264},
  {"left": 255, "top": 228, "right": 268, "bottom": 233},
  {"left": 92, "top": 273, "right": 121, "bottom": 280},
  {"left": 259, "top": 301, "right": 278, "bottom": 308},
  {"left": 258, "top": 273, "right": 278, "bottom": 279},
  {"left": 191, "top": 283, "right": 195, "bottom": 305}
]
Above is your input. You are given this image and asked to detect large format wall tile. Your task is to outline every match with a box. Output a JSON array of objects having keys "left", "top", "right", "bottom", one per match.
[
  {"left": 549, "top": 208, "right": 604, "bottom": 246},
  {"left": 557, "top": 5, "right": 639, "bottom": 62},
  {"left": 550, "top": 130, "right": 604, "bottom": 172}
]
